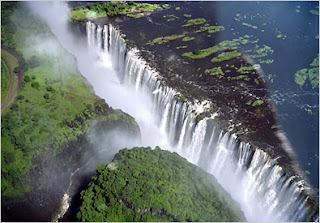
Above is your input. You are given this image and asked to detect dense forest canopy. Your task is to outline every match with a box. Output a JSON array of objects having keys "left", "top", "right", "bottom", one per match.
[{"left": 78, "top": 147, "right": 245, "bottom": 222}]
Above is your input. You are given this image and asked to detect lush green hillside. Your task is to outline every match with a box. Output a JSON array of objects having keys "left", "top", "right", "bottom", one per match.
[
  {"left": 1, "top": 2, "right": 140, "bottom": 221},
  {"left": 1, "top": 59, "right": 10, "bottom": 101},
  {"left": 78, "top": 147, "right": 245, "bottom": 222}
]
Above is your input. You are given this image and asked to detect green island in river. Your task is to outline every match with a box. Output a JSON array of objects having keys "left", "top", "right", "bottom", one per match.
[{"left": 77, "top": 147, "right": 245, "bottom": 222}]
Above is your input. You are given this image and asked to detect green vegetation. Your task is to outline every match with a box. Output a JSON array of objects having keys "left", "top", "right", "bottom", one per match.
[
  {"left": 182, "top": 18, "right": 206, "bottom": 27},
  {"left": 309, "top": 9, "right": 319, "bottom": 16},
  {"left": 1, "top": 2, "right": 139, "bottom": 199},
  {"left": 242, "top": 22, "right": 257, "bottom": 29},
  {"left": 259, "top": 59, "right": 274, "bottom": 64},
  {"left": 166, "top": 14, "right": 179, "bottom": 22},
  {"left": 294, "top": 68, "right": 308, "bottom": 87},
  {"left": 251, "top": 100, "right": 264, "bottom": 106},
  {"left": 77, "top": 147, "right": 245, "bottom": 222},
  {"left": 175, "top": 7, "right": 180, "bottom": 10},
  {"left": 294, "top": 55, "right": 319, "bottom": 89},
  {"left": 70, "top": 2, "right": 162, "bottom": 20},
  {"left": 246, "top": 100, "right": 252, "bottom": 105},
  {"left": 182, "top": 36, "right": 256, "bottom": 60},
  {"left": 231, "top": 75, "right": 249, "bottom": 81},
  {"left": 249, "top": 45, "right": 274, "bottom": 59},
  {"left": 183, "top": 14, "right": 191, "bottom": 18},
  {"left": 176, "top": 46, "right": 188, "bottom": 49},
  {"left": 211, "top": 50, "right": 241, "bottom": 63},
  {"left": 310, "top": 55, "right": 319, "bottom": 67},
  {"left": 308, "top": 68, "right": 319, "bottom": 89},
  {"left": 1, "top": 60, "right": 10, "bottom": 101},
  {"left": 162, "top": 4, "right": 170, "bottom": 9},
  {"left": 205, "top": 67, "right": 224, "bottom": 77},
  {"left": 1, "top": 48, "right": 19, "bottom": 70},
  {"left": 182, "top": 36, "right": 195, "bottom": 42},
  {"left": 1, "top": 49, "right": 19, "bottom": 106},
  {"left": 174, "top": 94, "right": 186, "bottom": 103},
  {"left": 146, "top": 32, "right": 188, "bottom": 45},
  {"left": 70, "top": 8, "right": 106, "bottom": 20},
  {"left": 196, "top": 25, "right": 225, "bottom": 34},
  {"left": 1, "top": 2, "right": 18, "bottom": 50},
  {"left": 237, "top": 65, "right": 255, "bottom": 74}
]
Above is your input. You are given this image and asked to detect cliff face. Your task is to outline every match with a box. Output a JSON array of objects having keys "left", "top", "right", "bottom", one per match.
[{"left": 78, "top": 147, "right": 246, "bottom": 222}]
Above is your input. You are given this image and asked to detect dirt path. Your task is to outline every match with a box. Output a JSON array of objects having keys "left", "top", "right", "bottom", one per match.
[
  {"left": 1, "top": 57, "right": 14, "bottom": 106},
  {"left": 1, "top": 46, "right": 24, "bottom": 112}
]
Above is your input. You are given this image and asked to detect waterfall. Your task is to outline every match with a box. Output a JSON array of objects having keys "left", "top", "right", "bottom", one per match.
[{"left": 85, "top": 21, "right": 318, "bottom": 222}]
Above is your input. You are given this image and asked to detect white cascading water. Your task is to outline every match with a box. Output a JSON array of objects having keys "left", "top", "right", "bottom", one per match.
[{"left": 85, "top": 21, "right": 318, "bottom": 222}]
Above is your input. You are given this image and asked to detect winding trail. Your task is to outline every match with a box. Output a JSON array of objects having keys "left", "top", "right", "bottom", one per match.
[
  {"left": 1, "top": 58, "right": 14, "bottom": 106},
  {"left": 1, "top": 46, "right": 24, "bottom": 112}
]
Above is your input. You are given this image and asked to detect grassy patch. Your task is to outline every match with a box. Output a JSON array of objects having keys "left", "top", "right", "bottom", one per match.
[
  {"left": 231, "top": 75, "right": 248, "bottom": 80},
  {"left": 183, "top": 14, "right": 192, "bottom": 18},
  {"left": 237, "top": 66, "right": 255, "bottom": 74},
  {"left": 310, "top": 55, "right": 319, "bottom": 67},
  {"left": 1, "top": 49, "right": 19, "bottom": 105},
  {"left": 70, "top": 8, "right": 106, "bottom": 20},
  {"left": 242, "top": 22, "right": 258, "bottom": 29},
  {"left": 205, "top": 67, "right": 224, "bottom": 77},
  {"left": 1, "top": 60, "right": 10, "bottom": 101},
  {"left": 211, "top": 50, "right": 241, "bottom": 63},
  {"left": 308, "top": 68, "right": 319, "bottom": 89},
  {"left": 309, "top": 9, "right": 319, "bottom": 16},
  {"left": 294, "top": 68, "right": 308, "bottom": 87},
  {"left": 182, "top": 36, "right": 254, "bottom": 60},
  {"left": 147, "top": 32, "right": 187, "bottom": 45},
  {"left": 70, "top": 2, "right": 162, "bottom": 20},
  {"left": 182, "top": 18, "right": 206, "bottom": 27},
  {"left": 251, "top": 99, "right": 264, "bottom": 106},
  {"left": 259, "top": 59, "right": 274, "bottom": 64},
  {"left": 196, "top": 25, "right": 225, "bottom": 34},
  {"left": 182, "top": 36, "right": 195, "bottom": 42},
  {"left": 294, "top": 55, "right": 319, "bottom": 89},
  {"left": 176, "top": 45, "right": 188, "bottom": 49},
  {"left": 1, "top": 49, "right": 19, "bottom": 69}
]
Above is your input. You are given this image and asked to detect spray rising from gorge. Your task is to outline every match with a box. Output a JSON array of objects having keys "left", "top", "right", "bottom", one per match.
[{"left": 27, "top": 2, "right": 318, "bottom": 222}]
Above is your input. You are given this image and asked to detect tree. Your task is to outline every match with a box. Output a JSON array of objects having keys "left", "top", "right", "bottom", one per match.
[
  {"left": 31, "top": 81, "right": 40, "bottom": 89},
  {"left": 13, "top": 66, "right": 20, "bottom": 73}
]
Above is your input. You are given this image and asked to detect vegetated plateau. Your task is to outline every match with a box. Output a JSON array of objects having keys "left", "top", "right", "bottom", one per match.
[{"left": 77, "top": 147, "right": 245, "bottom": 222}]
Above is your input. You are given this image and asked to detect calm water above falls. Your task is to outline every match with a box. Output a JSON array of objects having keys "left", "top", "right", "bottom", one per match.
[{"left": 190, "top": 1, "right": 319, "bottom": 189}]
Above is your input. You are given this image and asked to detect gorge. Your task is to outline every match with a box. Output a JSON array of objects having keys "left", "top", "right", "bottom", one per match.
[{"left": 1, "top": 1, "right": 319, "bottom": 222}]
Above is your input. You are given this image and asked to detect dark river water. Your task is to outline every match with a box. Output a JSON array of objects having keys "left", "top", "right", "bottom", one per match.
[{"left": 160, "top": 1, "right": 319, "bottom": 190}]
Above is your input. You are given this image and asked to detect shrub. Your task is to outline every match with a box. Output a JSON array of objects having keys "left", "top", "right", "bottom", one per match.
[
  {"left": 43, "top": 93, "right": 50, "bottom": 99},
  {"left": 13, "top": 66, "right": 20, "bottom": 73},
  {"left": 24, "top": 75, "right": 31, "bottom": 82},
  {"left": 17, "top": 95, "right": 24, "bottom": 100},
  {"left": 31, "top": 81, "right": 40, "bottom": 89},
  {"left": 46, "top": 86, "right": 55, "bottom": 92},
  {"left": 24, "top": 126, "right": 33, "bottom": 134},
  {"left": 10, "top": 104, "right": 18, "bottom": 111}
]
